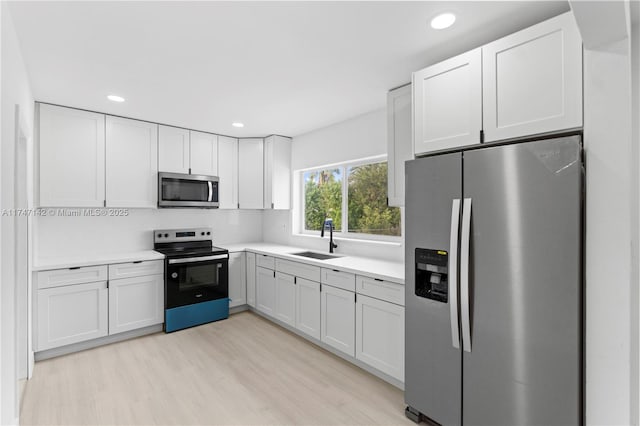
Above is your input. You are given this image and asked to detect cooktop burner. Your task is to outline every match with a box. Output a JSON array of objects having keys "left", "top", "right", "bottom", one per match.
[{"left": 152, "top": 227, "right": 228, "bottom": 258}]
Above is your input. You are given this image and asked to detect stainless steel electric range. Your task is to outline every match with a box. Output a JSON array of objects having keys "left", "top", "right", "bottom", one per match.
[{"left": 154, "top": 228, "right": 229, "bottom": 332}]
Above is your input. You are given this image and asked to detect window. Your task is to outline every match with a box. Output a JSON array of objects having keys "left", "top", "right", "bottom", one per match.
[{"left": 301, "top": 159, "right": 401, "bottom": 239}]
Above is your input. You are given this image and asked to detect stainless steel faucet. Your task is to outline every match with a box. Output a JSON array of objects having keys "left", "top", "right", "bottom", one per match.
[{"left": 320, "top": 218, "right": 338, "bottom": 253}]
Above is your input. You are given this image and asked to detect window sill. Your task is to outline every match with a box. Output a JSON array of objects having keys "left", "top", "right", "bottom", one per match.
[{"left": 292, "top": 232, "right": 403, "bottom": 248}]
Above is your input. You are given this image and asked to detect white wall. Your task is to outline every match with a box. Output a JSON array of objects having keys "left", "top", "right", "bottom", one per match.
[
  {"left": 35, "top": 209, "right": 263, "bottom": 261},
  {"left": 631, "top": 17, "right": 639, "bottom": 426},
  {"left": 263, "top": 108, "right": 404, "bottom": 262},
  {"left": 583, "top": 38, "right": 633, "bottom": 426},
  {"left": 1, "top": 3, "right": 34, "bottom": 425}
]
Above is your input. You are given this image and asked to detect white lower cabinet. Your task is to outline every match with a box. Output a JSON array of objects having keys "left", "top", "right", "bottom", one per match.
[
  {"left": 229, "top": 252, "right": 247, "bottom": 308},
  {"left": 355, "top": 294, "right": 405, "bottom": 382},
  {"left": 246, "top": 252, "right": 256, "bottom": 307},
  {"left": 295, "top": 277, "right": 320, "bottom": 340},
  {"left": 321, "top": 284, "right": 355, "bottom": 357},
  {"left": 256, "top": 266, "right": 276, "bottom": 316},
  {"left": 275, "top": 272, "right": 296, "bottom": 326},
  {"left": 37, "top": 281, "right": 108, "bottom": 351},
  {"left": 108, "top": 274, "right": 163, "bottom": 335}
]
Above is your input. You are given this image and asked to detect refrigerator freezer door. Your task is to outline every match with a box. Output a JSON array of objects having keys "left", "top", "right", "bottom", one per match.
[
  {"left": 462, "top": 136, "right": 582, "bottom": 425},
  {"left": 405, "top": 152, "right": 462, "bottom": 426}
]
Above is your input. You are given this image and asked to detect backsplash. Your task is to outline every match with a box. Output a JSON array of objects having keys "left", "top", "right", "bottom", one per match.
[{"left": 34, "top": 208, "right": 263, "bottom": 261}]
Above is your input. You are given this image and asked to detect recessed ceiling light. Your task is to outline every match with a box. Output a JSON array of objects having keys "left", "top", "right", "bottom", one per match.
[
  {"left": 107, "top": 94, "right": 125, "bottom": 103},
  {"left": 232, "top": 122, "right": 244, "bottom": 128},
  {"left": 431, "top": 13, "right": 456, "bottom": 30}
]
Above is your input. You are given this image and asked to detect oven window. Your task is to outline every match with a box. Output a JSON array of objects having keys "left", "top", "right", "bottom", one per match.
[
  {"left": 179, "top": 263, "right": 218, "bottom": 291},
  {"left": 162, "top": 178, "right": 209, "bottom": 202}
]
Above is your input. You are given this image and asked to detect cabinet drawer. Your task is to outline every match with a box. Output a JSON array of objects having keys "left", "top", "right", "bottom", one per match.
[
  {"left": 356, "top": 275, "right": 404, "bottom": 306},
  {"left": 256, "top": 253, "right": 275, "bottom": 269},
  {"left": 37, "top": 265, "right": 108, "bottom": 289},
  {"left": 276, "top": 259, "right": 320, "bottom": 282},
  {"left": 108, "top": 260, "right": 163, "bottom": 280},
  {"left": 321, "top": 268, "right": 355, "bottom": 292}
]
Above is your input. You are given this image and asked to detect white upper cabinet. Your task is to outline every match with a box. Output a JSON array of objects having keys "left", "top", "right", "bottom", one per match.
[
  {"left": 387, "top": 84, "right": 412, "bottom": 207},
  {"left": 189, "top": 130, "right": 218, "bottom": 176},
  {"left": 158, "top": 125, "right": 190, "bottom": 174},
  {"left": 158, "top": 127, "right": 218, "bottom": 176},
  {"left": 218, "top": 136, "right": 239, "bottom": 209},
  {"left": 413, "top": 48, "right": 482, "bottom": 155},
  {"left": 106, "top": 116, "right": 158, "bottom": 208},
  {"left": 38, "top": 104, "right": 106, "bottom": 207},
  {"left": 482, "top": 12, "right": 582, "bottom": 142},
  {"left": 264, "top": 135, "right": 292, "bottom": 210},
  {"left": 238, "top": 138, "right": 264, "bottom": 209}
]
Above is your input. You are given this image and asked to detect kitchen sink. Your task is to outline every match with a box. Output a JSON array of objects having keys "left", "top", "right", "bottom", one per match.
[{"left": 290, "top": 251, "right": 342, "bottom": 260}]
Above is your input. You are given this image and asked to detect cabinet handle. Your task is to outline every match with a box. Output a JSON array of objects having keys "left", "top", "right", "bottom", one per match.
[
  {"left": 273, "top": 271, "right": 275, "bottom": 278},
  {"left": 133, "top": 261, "right": 142, "bottom": 264},
  {"left": 294, "top": 277, "right": 297, "bottom": 284},
  {"left": 332, "top": 269, "right": 339, "bottom": 273},
  {"left": 374, "top": 278, "right": 384, "bottom": 282},
  {"left": 69, "top": 267, "right": 81, "bottom": 270}
]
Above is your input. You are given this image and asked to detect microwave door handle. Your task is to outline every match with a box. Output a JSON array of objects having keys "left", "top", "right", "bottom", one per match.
[{"left": 208, "top": 181, "right": 213, "bottom": 202}]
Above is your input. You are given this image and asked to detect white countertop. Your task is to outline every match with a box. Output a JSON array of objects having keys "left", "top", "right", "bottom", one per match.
[
  {"left": 33, "top": 250, "right": 165, "bottom": 271},
  {"left": 221, "top": 242, "right": 404, "bottom": 284},
  {"left": 33, "top": 243, "right": 405, "bottom": 284}
]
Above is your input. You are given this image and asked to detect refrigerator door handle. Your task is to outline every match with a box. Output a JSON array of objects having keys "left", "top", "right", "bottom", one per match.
[
  {"left": 449, "top": 199, "right": 461, "bottom": 349},
  {"left": 461, "top": 198, "right": 472, "bottom": 352}
]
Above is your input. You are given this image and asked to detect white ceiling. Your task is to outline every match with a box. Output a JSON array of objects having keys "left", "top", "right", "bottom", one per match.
[{"left": 8, "top": 1, "right": 570, "bottom": 138}]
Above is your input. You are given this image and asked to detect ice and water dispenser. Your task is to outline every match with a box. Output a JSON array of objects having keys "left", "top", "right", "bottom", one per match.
[{"left": 415, "top": 248, "right": 449, "bottom": 303}]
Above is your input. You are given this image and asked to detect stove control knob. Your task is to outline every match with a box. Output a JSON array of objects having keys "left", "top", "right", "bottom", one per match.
[
  {"left": 206, "top": 231, "right": 211, "bottom": 235},
  {"left": 171, "top": 272, "right": 178, "bottom": 279},
  {"left": 164, "top": 233, "right": 169, "bottom": 238},
  {"left": 157, "top": 233, "right": 162, "bottom": 238},
  {"left": 201, "top": 232, "right": 205, "bottom": 236}
]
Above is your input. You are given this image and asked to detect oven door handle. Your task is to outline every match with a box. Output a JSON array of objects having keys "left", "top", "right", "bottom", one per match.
[
  {"left": 168, "top": 254, "right": 228, "bottom": 264},
  {"left": 208, "top": 181, "right": 213, "bottom": 202}
]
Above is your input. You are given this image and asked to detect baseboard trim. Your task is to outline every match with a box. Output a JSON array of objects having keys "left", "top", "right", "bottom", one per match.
[
  {"left": 247, "top": 308, "right": 404, "bottom": 390},
  {"left": 35, "top": 324, "right": 163, "bottom": 361}
]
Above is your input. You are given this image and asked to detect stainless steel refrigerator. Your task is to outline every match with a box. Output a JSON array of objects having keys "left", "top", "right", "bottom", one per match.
[{"left": 404, "top": 135, "right": 583, "bottom": 425}]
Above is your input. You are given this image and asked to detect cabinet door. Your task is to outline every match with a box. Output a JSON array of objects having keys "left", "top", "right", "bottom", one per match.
[
  {"left": 106, "top": 116, "right": 158, "bottom": 208},
  {"left": 238, "top": 138, "right": 264, "bottom": 209},
  {"left": 356, "top": 294, "right": 404, "bottom": 381},
  {"left": 218, "top": 136, "right": 239, "bottom": 209},
  {"left": 296, "top": 277, "right": 320, "bottom": 340},
  {"left": 413, "top": 48, "right": 482, "bottom": 154},
  {"left": 275, "top": 272, "right": 296, "bottom": 326},
  {"left": 38, "top": 104, "right": 106, "bottom": 207},
  {"left": 158, "top": 125, "right": 189, "bottom": 174},
  {"left": 387, "top": 84, "right": 412, "bottom": 207},
  {"left": 321, "top": 284, "right": 355, "bottom": 356},
  {"left": 256, "top": 266, "right": 276, "bottom": 316},
  {"left": 190, "top": 131, "right": 218, "bottom": 176},
  {"left": 264, "top": 135, "right": 292, "bottom": 209},
  {"left": 228, "top": 252, "right": 247, "bottom": 308},
  {"left": 246, "top": 252, "right": 256, "bottom": 308},
  {"left": 36, "top": 281, "right": 108, "bottom": 351},
  {"left": 482, "top": 12, "right": 582, "bottom": 142},
  {"left": 108, "top": 274, "right": 163, "bottom": 335}
]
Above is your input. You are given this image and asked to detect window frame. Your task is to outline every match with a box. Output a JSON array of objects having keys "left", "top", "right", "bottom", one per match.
[{"left": 298, "top": 155, "right": 402, "bottom": 243}]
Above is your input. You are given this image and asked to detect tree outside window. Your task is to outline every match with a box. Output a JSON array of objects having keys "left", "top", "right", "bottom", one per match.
[{"left": 302, "top": 160, "right": 401, "bottom": 239}]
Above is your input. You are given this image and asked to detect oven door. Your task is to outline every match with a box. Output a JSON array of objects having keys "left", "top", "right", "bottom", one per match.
[
  {"left": 165, "top": 254, "right": 228, "bottom": 309},
  {"left": 158, "top": 172, "right": 219, "bottom": 208}
]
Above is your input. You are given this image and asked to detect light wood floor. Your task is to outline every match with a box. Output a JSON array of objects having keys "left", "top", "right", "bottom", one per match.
[{"left": 21, "top": 311, "right": 412, "bottom": 425}]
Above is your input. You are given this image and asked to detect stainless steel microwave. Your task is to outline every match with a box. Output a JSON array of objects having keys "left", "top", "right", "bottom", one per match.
[{"left": 158, "top": 172, "right": 219, "bottom": 208}]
